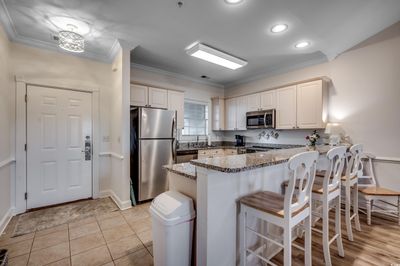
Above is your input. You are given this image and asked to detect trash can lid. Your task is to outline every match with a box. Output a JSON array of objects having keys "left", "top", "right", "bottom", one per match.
[{"left": 150, "top": 191, "right": 195, "bottom": 225}]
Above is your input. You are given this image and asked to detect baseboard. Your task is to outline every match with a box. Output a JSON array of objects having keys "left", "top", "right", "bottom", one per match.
[
  {"left": 99, "top": 189, "right": 132, "bottom": 210},
  {"left": 0, "top": 208, "right": 15, "bottom": 236}
]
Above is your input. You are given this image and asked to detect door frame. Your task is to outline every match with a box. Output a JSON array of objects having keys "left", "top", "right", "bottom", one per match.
[{"left": 15, "top": 75, "right": 100, "bottom": 214}]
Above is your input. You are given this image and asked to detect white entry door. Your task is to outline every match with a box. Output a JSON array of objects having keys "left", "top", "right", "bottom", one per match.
[{"left": 27, "top": 85, "right": 92, "bottom": 209}]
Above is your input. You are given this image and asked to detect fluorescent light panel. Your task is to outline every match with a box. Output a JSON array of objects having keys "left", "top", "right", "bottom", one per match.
[{"left": 186, "top": 43, "right": 247, "bottom": 70}]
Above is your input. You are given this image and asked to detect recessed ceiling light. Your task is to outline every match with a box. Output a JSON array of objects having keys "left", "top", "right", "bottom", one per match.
[
  {"left": 295, "top": 41, "right": 310, "bottom": 48},
  {"left": 224, "top": 0, "right": 243, "bottom": 4},
  {"left": 186, "top": 43, "right": 247, "bottom": 70},
  {"left": 271, "top": 24, "right": 288, "bottom": 33}
]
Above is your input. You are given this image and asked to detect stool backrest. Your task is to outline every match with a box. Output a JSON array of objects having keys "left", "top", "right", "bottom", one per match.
[
  {"left": 345, "top": 144, "right": 363, "bottom": 183},
  {"left": 285, "top": 151, "right": 319, "bottom": 216},
  {"left": 324, "top": 146, "right": 347, "bottom": 193}
]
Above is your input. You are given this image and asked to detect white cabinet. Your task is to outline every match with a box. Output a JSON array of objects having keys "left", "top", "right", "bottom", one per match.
[
  {"left": 236, "top": 97, "right": 247, "bottom": 130},
  {"left": 212, "top": 98, "right": 225, "bottom": 131},
  {"left": 247, "top": 93, "right": 261, "bottom": 112},
  {"left": 260, "top": 90, "right": 276, "bottom": 110},
  {"left": 276, "top": 85, "right": 297, "bottom": 129},
  {"left": 225, "top": 98, "right": 237, "bottom": 131},
  {"left": 296, "top": 80, "right": 325, "bottom": 129},
  {"left": 149, "top": 87, "right": 168, "bottom": 108},
  {"left": 276, "top": 80, "right": 326, "bottom": 129},
  {"left": 168, "top": 90, "right": 185, "bottom": 129},
  {"left": 130, "top": 84, "right": 148, "bottom": 107}
]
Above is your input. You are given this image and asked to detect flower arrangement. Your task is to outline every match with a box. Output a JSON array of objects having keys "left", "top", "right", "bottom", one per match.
[{"left": 306, "top": 130, "right": 320, "bottom": 147}]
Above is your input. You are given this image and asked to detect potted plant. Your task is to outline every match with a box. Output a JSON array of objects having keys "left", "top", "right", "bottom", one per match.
[{"left": 306, "top": 130, "right": 320, "bottom": 150}]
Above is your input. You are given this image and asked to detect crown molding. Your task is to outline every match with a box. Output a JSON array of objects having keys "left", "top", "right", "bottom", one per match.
[
  {"left": 0, "top": 0, "right": 116, "bottom": 63},
  {"left": 130, "top": 63, "right": 225, "bottom": 89}
]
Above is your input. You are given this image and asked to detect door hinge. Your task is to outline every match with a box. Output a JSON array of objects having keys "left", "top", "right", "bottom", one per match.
[
  {"left": 24, "top": 144, "right": 27, "bottom": 151},
  {"left": 25, "top": 94, "right": 27, "bottom": 103},
  {"left": 24, "top": 192, "right": 27, "bottom": 200}
]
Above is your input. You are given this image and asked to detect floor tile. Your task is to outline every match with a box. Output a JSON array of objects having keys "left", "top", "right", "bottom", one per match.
[
  {"left": 69, "top": 222, "right": 100, "bottom": 240},
  {"left": 46, "top": 258, "right": 71, "bottom": 266},
  {"left": 138, "top": 203, "right": 151, "bottom": 213},
  {"left": 71, "top": 245, "right": 112, "bottom": 266},
  {"left": 101, "top": 224, "right": 134, "bottom": 243},
  {"left": 68, "top": 217, "right": 97, "bottom": 229},
  {"left": 145, "top": 245, "right": 153, "bottom": 256},
  {"left": 121, "top": 209, "right": 150, "bottom": 223},
  {"left": 32, "top": 230, "right": 69, "bottom": 251},
  {"left": 107, "top": 235, "right": 144, "bottom": 260},
  {"left": 0, "top": 232, "right": 35, "bottom": 246},
  {"left": 98, "top": 215, "right": 127, "bottom": 231},
  {"left": 96, "top": 211, "right": 121, "bottom": 221},
  {"left": 127, "top": 217, "right": 152, "bottom": 234},
  {"left": 137, "top": 230, "right": 152, "bottom": 247},
  {"left": 2, "top": 238, "right": 33, "bottom": 258},
  {"left": 28, "top": 242, "right": 70, "bottom": 266},
  {"left": 8, "top": 253, "right": 29, "bottom": 266},
  {"left": 70, "top": 231, "right": 106, "bottom": 256},
  {"left": 114, "top": 248, "right": 153, "bottom": 266},
  {"left": 35, "top": 224, "right": 68, "bottom": 238}
]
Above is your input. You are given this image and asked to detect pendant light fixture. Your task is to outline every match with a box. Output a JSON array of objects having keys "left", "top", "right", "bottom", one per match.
[{"left": 58, "top": 24, "right": 85, "bottom": 53}]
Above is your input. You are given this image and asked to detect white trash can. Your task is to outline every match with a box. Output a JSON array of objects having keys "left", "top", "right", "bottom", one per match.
[{"left": 150, "top": 191, "right": 195, "bottom": 266}]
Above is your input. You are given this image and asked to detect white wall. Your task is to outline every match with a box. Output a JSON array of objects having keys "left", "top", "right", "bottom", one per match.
[
  {"left": 0, "top": 22, "right": 13, "bottom": 232},
  {"left": 130, "top": 66, "right": 226, "bottom": 142},
  {"left": 225, "top": 25, "right": 400, "bottom": 189}
]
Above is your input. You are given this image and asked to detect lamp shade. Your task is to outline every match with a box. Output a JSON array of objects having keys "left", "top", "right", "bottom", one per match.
[{"left": 325, "top": 123, "right": 343, "bottom": 135}]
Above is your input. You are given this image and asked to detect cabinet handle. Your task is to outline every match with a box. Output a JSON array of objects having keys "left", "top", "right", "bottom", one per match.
[{"left": 292, "top": 126, "right": 296, "bottom": 129}]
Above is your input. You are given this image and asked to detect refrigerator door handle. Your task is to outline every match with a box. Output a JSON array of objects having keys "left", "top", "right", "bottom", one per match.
[
  {"left": 171, "top": 114, "right": 176, "bottom": 139},
  {"left": 172, "top": 139, "right": 176, "bottom": 163}
]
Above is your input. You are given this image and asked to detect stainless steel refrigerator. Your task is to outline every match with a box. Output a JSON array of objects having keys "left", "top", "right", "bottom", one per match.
[{"left": 130, "top": 107, "right": 176, "bottom": 203}]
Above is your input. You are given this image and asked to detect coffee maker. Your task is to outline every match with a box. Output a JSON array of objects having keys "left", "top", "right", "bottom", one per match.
[{"left": 235, "top": 135, "right": 245, "bottom": 147}]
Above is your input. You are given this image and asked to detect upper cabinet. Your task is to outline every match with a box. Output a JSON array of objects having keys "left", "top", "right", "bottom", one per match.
[
  {"left": 225, "top": 98, "right": 237, "bottom": 131},
  {"left": 260, "top": 90, "right": 276, "bottom": 110},
  {"left": 247, "top": 93, "right": 261, "bottom": 112},
  {"left": 130, "top": 84, "right": 148, "bottom": 107},
  {"left": 168, "top": 90, "right": 185, "bottom": 129},
  {"left": 276, "top": 80, "right": 327, "bottom": 129},
  {"left": 212, "top": 98, "right": 225, "bottom": 131},
  {"left": 224, "top": 97, "right": 247, "bottom": 131},
  {"left": 148, "top": 87, "right": 168, "bottom": 108},
  {"left": 236, "top": 97, "right": 247, "bottom": 130}
]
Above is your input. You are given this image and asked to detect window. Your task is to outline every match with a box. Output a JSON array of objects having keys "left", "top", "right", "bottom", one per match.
[{"left": 182, "top": 101, "right": 208, "bottom": 136}]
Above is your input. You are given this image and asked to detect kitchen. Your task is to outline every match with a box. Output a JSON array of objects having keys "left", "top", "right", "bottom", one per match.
[{"left": 0, "top": 1, "right": 400, "bottom": 266}]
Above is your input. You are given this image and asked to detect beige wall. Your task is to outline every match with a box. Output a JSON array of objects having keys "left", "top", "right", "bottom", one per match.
[
  {"left": 0, "top": 22, "right": 12, "bottom": 229},
  {"left": 225, "top": 29, "right": 400, "bottom": 189}
]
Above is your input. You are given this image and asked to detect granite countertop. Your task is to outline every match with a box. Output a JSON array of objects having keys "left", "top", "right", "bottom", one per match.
[
  {"left": 163, "top": 163, "right": 197, "bottom": 180},
  {"left": 190, "top": 145, "right": 335, "bottom": 173}
]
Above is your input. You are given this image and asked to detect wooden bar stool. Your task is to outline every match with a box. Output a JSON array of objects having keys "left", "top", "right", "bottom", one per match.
[
  {"left": 310, "top": 146, "right": 346, "bottom": 266},
  {"left": 239, "top": 151, "right": 319, "bottom": 266}
]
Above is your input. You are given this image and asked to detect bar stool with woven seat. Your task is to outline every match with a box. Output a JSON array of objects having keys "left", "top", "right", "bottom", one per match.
[
  {"left": 316, "top": 144, "right": 363, "bottom": 241},
  {"left": 239, "top": 151, "right": 319, "bottom": 266}
]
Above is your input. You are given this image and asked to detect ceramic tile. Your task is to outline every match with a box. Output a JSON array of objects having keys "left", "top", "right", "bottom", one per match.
[
  {"left": 2, "top": 238, "right": 33, "bottom": 258},
  {"left": 70, "top": 231, "right": 106, "bottom": 256},
  {"left": 113, "top": 248, "right": 153, "bottom": 266},
  {"left": 96, "top": 211, "right": 121, "bottom": 221},
  {"left": 68, "top": 217, "right": 97, "bottom": 229},
  {"left": 0, "top": 232, "right": 35, "bottom": 246},
  {"left": 107, "top": 235, "right": 144, "bottom": 260},
  {"left": 98, "top": 215, "right": 127, "bottom": 231},
  {"left": 128, "top": 217, "right": 152, "bottom": 234},
  {"left": 145, "top": 245, "right": 153, "bottom": 256},
  {"left": 121, "top": 209, "right": 150, "bottom": 223},
  {"left": 137, "top": 230, "right": 152, "bottom": 247},
  {"left": 28, "top": 242, "right": 70, "bottom": 266},
  {"left": 101, "top": 224, "right": 134, "bottom": 243},
  {"left": 7, "top": 253, "right": 29, "bottom": 266},
  {"left": 71, "top": 245, "right": 112, "bottom": 266},
  {"left": 46, "top": 258, "right": 71, "bottom": 266},
  {"left": 69, "top": 222, "right": 100, "bottom": 240},
  {"left": 35, "top": 224, "right": 68, "bottom": 238},
  {"left": 32, "top": 229, "right": 69, "bottom": 251}
]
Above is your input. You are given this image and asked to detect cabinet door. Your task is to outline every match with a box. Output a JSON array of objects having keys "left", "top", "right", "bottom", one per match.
[
  {"left": 247, "top": 93, "right": 261, "bottom": 112},
  {"left": 225, "top": 98, "right": 237, "bottom": 130},
  {"left": 276, "top": 85, "right": 297, "bottom": 129},
  {"left": 149, "top": 87, "right": 168, "bottom": 108},
  {"left": 212, "top": 98, "right": 225, "bottom": 131},
  {"left": 296, "top": 80, "right": 324, "bottom": 129},
  {"left": 130, "top": 84, "right": 148, "bottom": 107},
  {"left": 236, "top": 96, "right": 247, "bottom": 130},
  {"left": 260, "top": 90, "right": 276, "bottom": 110},
  {"left": 168, "top": 90, "right": 185, "bottom": 129}
]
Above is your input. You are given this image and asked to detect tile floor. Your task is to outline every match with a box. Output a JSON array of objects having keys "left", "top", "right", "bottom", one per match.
[{"left": 0, "top": 202, "right": 154, "bottom": 266}]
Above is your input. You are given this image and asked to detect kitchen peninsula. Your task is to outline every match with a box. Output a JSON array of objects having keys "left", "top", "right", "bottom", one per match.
[{"left": 165, "top": 145, "right": 332, "bottom": 266}]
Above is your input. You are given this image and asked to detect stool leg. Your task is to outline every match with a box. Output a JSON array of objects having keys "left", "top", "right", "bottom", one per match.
[
  {"left": 240, "top": 207, "right": 246, "bottom": 266},
  {"left": 283, "top": 224, "right": 292, "bottom": 266},
  {"left": 335, "top": 196, "right": 344, "bottom": 257},
  {"left": 345, "top": 185, "right": 354, "bottom": 241},
  {"left": 322, "top": 198, "right": 332, "bottom": 266},
  {"left": 304, "top": 213, "right": 312, "bottom": 266},
  {"left": 353, "top": 184, "right": 361, "bottom": 231},
  {"left": 366, "top": 198, "right": 372, "bottom": 226}
]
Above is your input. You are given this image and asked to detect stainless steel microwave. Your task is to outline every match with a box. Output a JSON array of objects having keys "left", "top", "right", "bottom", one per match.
[{"left": 246, "top": 109, "right": 276, "bottom": 129}]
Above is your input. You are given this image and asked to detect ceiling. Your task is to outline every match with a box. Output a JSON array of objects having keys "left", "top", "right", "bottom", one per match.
[{"left": 1, "top": 0, "right": 399, "bottom": 86}]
